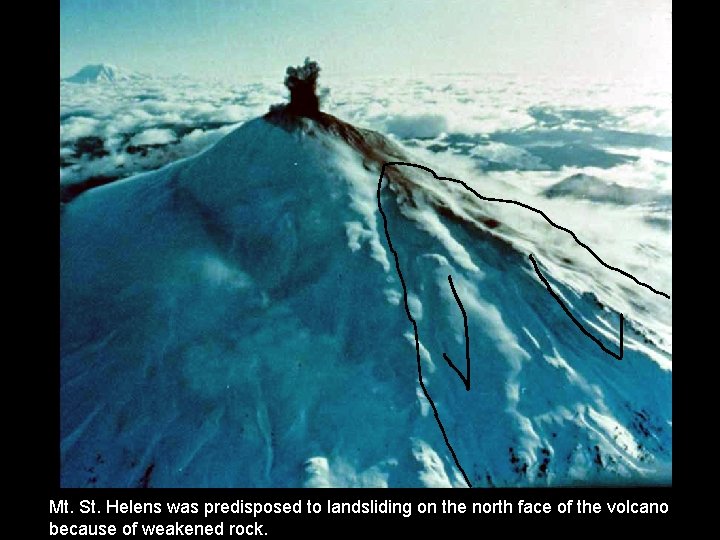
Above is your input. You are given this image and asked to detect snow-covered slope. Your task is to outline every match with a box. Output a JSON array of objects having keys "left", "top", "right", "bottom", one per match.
[
  {"left": 60, "top": 111, "right": 671, "bottom": 487},
  {"left": 63, "top": 63, "right": 138, "bottom": 84}
]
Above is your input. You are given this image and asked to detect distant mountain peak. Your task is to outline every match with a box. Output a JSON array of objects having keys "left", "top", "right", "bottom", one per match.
[{"left": 63, "top": 63, "right": 138, "bottom": 84}]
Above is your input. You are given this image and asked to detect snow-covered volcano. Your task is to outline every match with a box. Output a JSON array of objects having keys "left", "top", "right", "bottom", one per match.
[
  {"left": 60, "top": 99, "right": 671, "bottom": 487},
  {"left": 63, "top": 63, "right": 139, "bottom": 84}
]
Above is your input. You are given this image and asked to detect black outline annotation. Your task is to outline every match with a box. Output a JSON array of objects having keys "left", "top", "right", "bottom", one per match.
[{"left": 376, "top": 161, "right": 668, "bottom": 487}]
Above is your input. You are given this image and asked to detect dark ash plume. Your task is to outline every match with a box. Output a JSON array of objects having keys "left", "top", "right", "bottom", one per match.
[{"left": 270, "top": 58, "right": 325, "bottom": 118}]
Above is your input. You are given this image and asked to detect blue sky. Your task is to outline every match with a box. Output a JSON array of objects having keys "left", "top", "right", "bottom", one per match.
[{"left": 60, "top": 0, "right": 671, "bottom": 81}]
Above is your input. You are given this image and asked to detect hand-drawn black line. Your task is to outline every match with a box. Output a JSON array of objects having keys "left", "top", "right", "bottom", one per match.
[
  {"left": 442, "top": 275, "right": 471, "bottom": 391},
  {"left": 377, "top": 161, "right": 665, "bottom": 488},
  {"left": 380, "top": 162, "right": 670, "bottom": 300},
  {"left": 377, "top": 174, "right": 473, "bottom": 487},
  {"left": 529, "top": 253, "right": 624, "bottom": 360}
]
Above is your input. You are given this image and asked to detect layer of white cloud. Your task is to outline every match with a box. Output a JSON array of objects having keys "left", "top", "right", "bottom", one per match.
[
  {"left": 130, "top": 128, "right": 177, "bottom": 146},
  {"left": 384, "top": 114, "right": 448, "bottom": 139},
  {"left": 60, "top": 73, "right": 672, "bottom": 197}
]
